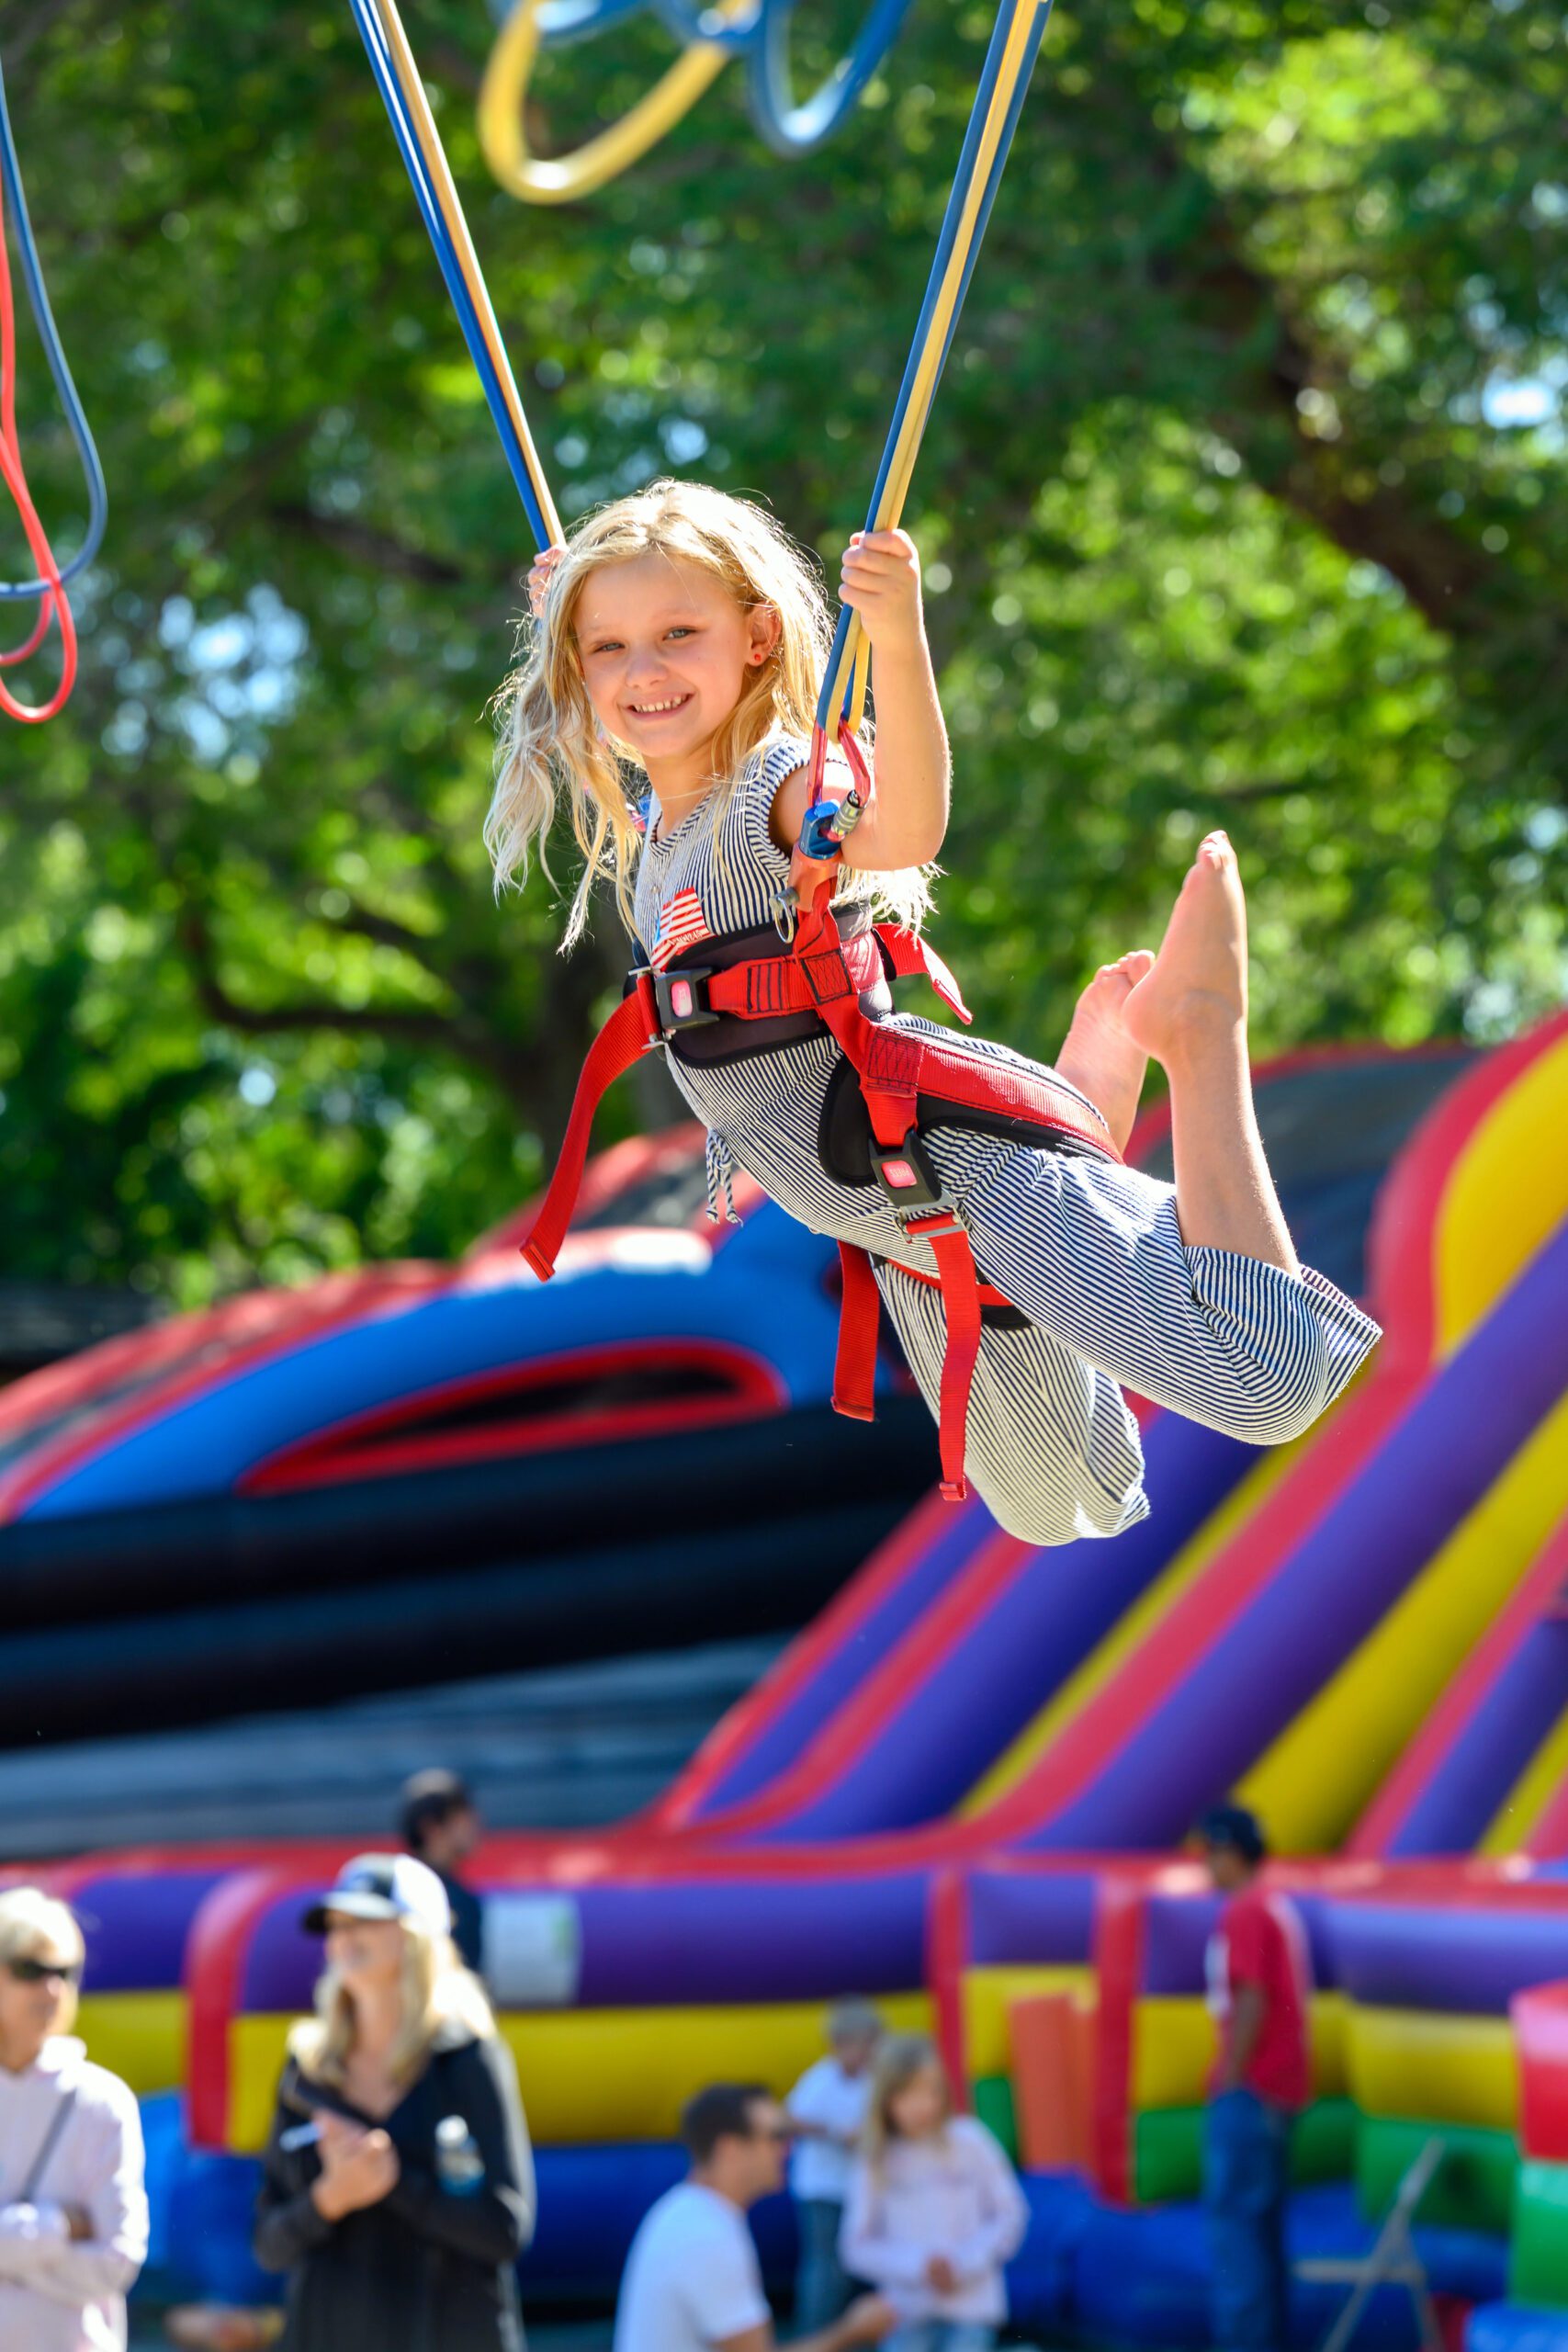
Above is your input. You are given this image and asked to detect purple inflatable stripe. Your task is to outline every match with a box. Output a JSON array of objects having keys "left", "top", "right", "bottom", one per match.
[
  {"left": 571, "top": 1877, "right": 929, "bottom": 2005},
  {"left": 697, "top": 1497, "right": 996, "bottom": 1818},
  {"left": 75, "top": 1870, "right": 228, "bottom": 1993},
  {"left": 1141, "top": 1891, "right": 1338, "bottom": 1995},
  {"left": 1034, "top": 1217, "right": 1568, "bottom": 1849},
  {"left": 243, "top": 1900, "right": 326, "bottom": 2012},
  {"left": 757, "top": 1419, "right": 1252, "bottom": 1840},
  {"left": 1330, "top": 1903, "right": 1568, "bottom": 2014},
  {"left": 239, "top": 1874, "right": 931, "bottom": 2012},
  {"left": 964, "top": 1871, "right": 1098, "bottom": 1967},
  {"left": 1390, "top": 1623, "right": 1568, "bottom": 1856}
]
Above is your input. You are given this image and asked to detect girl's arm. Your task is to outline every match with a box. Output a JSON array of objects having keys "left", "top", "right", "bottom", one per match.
[
  {"left": 772, "top": 530, "right": 950, "bottom": 872},
  {"left": 838, "top": 2159, "right": 931, "bottom": 2291},
  {"left": 947, "top": 2120, "right": 1030, "bottom": 2280}
]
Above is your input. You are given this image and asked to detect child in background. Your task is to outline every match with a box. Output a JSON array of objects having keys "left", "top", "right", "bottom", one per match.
[
  {"left": 840, "top": 2033, "right": 1027, "bottom": 2352},
  {"left": 787, "top": 2001, "right": 886, "bottom": 2331}
]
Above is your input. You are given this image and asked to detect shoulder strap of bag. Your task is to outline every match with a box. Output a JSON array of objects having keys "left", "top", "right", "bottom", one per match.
[{"left": 18, "top": 2085, "right": 78, "bottom": 2203}]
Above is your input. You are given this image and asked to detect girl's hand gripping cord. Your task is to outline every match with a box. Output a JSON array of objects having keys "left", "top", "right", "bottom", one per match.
[{"left": 526, "top": 544, "right": 566, "bottom": 619}]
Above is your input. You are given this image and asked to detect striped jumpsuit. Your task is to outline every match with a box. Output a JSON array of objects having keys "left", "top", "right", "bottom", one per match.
[{"left": 632, "top": 737, "right": 1381, "bottom": 1547}]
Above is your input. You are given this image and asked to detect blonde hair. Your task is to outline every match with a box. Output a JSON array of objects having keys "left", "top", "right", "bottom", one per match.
[
  {"left": 288, "top": 1917, "right": 494, "bottom": 2093},
  {"left": 486, "top": 479, "right": 934, "bottom": 946},
  {"left": 0, "top": 1887, "right": 85, "bottom": 2035},
  {"left": 862, "top": 2031, "right": 952, "bottom": 2171}
]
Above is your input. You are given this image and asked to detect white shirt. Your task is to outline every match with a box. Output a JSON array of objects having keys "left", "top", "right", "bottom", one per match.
[
  {"left": 615, "top": 2181, "right": 771, "bottom": 2352},
  {"left": 840, "top": 2118, "right": 1028, "bottom": 2325},
  {"left": 0, "top": 2037, "right": 147, "bottom": 2352},
  {"left": 787, "top": 2057, "right": 873, "bottom": 2204}
]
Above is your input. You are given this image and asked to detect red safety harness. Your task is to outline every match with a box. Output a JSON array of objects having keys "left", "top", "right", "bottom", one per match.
[{"left": 521, "top": 733, "right": 1122, "bottom": 1502}]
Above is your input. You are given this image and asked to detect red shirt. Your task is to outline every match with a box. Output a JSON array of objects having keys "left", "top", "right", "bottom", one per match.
[{"left": 1206, "top": 1886, "right": 1313, "bottom": 2109}]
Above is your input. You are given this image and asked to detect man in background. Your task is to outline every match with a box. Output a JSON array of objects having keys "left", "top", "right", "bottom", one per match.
[
  {"left": 399, "top": 1769, "right": 484, "bottom": 1975},
  {"left": 1199, "top": 1803, "right": 1313, "bottom": 2352},
  {"left": 615, "top": 2083, "right": 894, "bottom": 2352}
]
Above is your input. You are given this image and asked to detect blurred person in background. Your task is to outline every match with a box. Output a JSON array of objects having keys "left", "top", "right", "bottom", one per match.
[
  {"left": 840, "top": 2034, "right": 1027, "bottom": 2352},
  {"left": 400, "top": 1768, "right": 485, "bottom": 1976},
  {"left": 253, "top": 1854, "right": 534, "bottom": 2352},
  {"left": 615, "top": 2082, "right": 895, "bottom": 2352},
  {"left": 786, "top": 2001, "right": 885, "bottom": 2330},
  {"left": 1198, "top": 1804, "right": 1312, "bottom": 2352},
  {"left": 0, "top": 1886, "right": 147, "bottom": 2352}
]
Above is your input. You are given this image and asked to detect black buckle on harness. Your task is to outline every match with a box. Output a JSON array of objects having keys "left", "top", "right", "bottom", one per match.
[
  {"left": 869, "top": 1132, "right": 947, "bottom": 1214},
  {"left": 648, "top": 966, "right": 718, "bottom": 1034}
]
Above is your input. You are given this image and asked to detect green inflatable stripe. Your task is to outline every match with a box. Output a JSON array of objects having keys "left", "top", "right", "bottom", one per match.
[
  {"left": 973, "top": 2073, "right": 1018, "bottom": 2164},
  {"left": 1356, "top": 2115, "right": 1517, "bottom": 2236},
  {"left": 1511, "top": 2160, "right": 1568, "bottom": 2308},
  {"left": 1132, "top": 2101, "right": 1357, "bottom": 2203}
]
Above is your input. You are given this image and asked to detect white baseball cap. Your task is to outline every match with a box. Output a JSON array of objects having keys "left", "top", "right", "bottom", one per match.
[{"left": 301, "top": 1853, "right": 453, "bottom": 1939}]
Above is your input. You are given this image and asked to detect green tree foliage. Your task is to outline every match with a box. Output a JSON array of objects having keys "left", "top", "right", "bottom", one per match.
[{"left": 1, "top": 0, "right": 1562, "bottom": 1301}]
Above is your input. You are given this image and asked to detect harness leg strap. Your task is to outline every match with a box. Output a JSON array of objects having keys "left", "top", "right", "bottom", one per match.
[
  {"left": 905, "top": 1210, "right": 984, "bottom": 1503},
  {"left": 519, "top": 983, "right": 657, "bottom": 1280},
  {"left": 832, "top": 1243, "right": 881, "bottom": 1424}
]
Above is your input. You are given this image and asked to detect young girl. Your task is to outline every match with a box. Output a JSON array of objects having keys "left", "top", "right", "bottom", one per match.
[
  {"left": 839, "top": 2033, "right": 1027, "bottom": 2352},
  {"left": 488, "top": 480, "right": 1379, "bottom": 1547}
]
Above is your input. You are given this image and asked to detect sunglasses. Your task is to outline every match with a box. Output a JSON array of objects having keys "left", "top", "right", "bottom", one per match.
[
  {"left": 6, "top": 1958, "right": 83, "bottom": 1986},
  {"left": 752, "top": 2123, "right": 792, "bottom": 2145}
]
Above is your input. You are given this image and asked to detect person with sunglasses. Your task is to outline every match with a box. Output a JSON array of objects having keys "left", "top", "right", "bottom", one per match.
[
  {"left": 0, "top": 1886, "right": 147, "bottom": 2351},
  {"left": 615, "top": 2083, "right": 896, "bottom": 2352}
]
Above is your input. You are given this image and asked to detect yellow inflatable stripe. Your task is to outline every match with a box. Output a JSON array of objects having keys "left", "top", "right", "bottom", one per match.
[
  {"left": 1132, "top": 1992, "right": 1347, "bottom": 2109},
  {"left": 229, "top": 1993, "right": 931, "bottom": 2153},
  {"left": 961, "top": 1964, "right": 1092, "bottom": 2079},
  {"left": 75, "top": 1991, "right": 185, "bottom": 2098},
  {"left": 1436, "top": 1031, "right": 1568, "bottom": 1359},
  {"left": 1344, "top": 2005, "right": 1517, "bottom": 2131},
  {"left": 1481, "top": 1698, "right": 1568, "bottom": 1857},
  {"left": 1240, "top": 1384, "right": 1568, "bottom": 1852},
  {"left": 962, "top": 1437, "right": 1307, "bottom": 1815}
]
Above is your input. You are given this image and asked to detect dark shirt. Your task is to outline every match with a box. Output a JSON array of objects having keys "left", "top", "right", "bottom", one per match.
[
  {"left": 254, "top": 2027, "right": 535, "bottom": 2352},
  {"left": 439, "top": 1871, "right": 486, "bottom": 1978}
]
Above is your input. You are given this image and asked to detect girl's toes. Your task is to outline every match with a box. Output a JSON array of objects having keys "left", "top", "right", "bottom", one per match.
[{"left": 1120, "top": 949, "right": 1156, "bottom": 984}]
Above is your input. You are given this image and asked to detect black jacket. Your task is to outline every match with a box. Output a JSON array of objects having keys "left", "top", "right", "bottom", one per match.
[{"left": 254, "top": 2026, "right": 535, "bottom": 2352}]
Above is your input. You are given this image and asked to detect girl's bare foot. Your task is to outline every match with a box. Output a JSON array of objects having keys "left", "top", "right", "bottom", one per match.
[
  {"left": 1122, "top": 832, "right": 1249, "bottom": 1070},
  {"left": 1056, "top": 949, "right": 1156, "bottom": 1155}
]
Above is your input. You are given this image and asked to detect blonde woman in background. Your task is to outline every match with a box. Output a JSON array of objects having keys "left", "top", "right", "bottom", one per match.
[
  {"left": 0, "top": 1886, "right": 147, "bottom": 2352},
  {"left": 840, "top": 2034, "right": 1027, "bottom": 2352},
  {"left": 254, "top": 1855, "right": 534, "bottom": 2352}
]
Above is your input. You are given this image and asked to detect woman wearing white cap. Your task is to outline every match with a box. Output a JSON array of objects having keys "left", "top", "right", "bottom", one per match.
[
  {"left": 254, "top": 1855, "right": 535, "bottom": 2350},
  {"left": 0, "top": 1885, "right": 148, "bottom": 2352}
]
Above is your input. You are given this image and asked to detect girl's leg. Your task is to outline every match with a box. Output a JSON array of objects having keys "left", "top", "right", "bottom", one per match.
[
  {"left": 1121, "top": 832, "right": 1296, "bottom": 1272},
  {"left": 1055, "top": 950, "right": 1156, "bottom": 1156},
  {"left": 879, "top": 1271, "right": 1149, "bottom": 1546},
  {"left": 950, "top": 839, "right": 1380, "bottom": 1447}
]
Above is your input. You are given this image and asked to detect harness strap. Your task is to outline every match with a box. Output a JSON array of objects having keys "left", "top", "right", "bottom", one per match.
[
  {"left": 832, "top": 1244, "right": 882, "bottom": 1425},
  {"left": 520, "top": 981, "right": 656, "bottom": 1279},
  {"left": 907, "top": 1209, "right": 986, "bottom": 1501}
]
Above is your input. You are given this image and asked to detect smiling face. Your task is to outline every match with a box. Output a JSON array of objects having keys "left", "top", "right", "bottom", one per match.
[{"left": 572, "top": 551, "right": 778, "bottom": 789}]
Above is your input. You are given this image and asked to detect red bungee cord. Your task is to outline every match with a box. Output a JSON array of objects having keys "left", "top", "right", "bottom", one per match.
[{"left": 0, "top": 159, "right": 77, "bottom": 724}]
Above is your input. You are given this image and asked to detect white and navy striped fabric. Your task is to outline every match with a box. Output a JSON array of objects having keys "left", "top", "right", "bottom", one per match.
[{"left": 631, "top": 737, "right": 1381, "bottom": 1546}]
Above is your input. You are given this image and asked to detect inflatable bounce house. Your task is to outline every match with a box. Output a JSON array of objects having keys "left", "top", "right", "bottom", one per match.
[{"left": 7, "top": 1012, "right": 1568, "bottom": 2349}]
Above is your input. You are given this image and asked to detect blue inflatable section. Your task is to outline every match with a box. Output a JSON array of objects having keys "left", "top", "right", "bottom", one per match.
[
  {"left": 1468, "top": 2308, "right": 1568, "bottom": 2352},
  {"left": 1009, "top": 2177, "right": 1506, "bottom": 2352}
]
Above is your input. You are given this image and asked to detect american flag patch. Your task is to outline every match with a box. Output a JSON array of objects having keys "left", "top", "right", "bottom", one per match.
[{"left": 650, "top": 888, "right": 711, "bottom": 972}]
